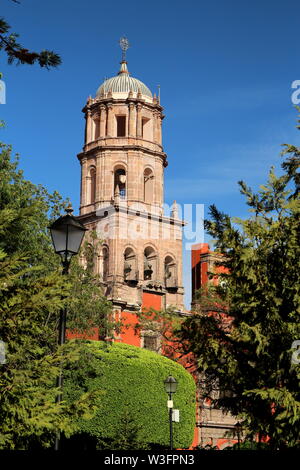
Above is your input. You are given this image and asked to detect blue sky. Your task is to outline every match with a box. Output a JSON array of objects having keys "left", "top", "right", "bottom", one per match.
[{"left": 1, "top": 0, "right": 299, "bottom": 307}]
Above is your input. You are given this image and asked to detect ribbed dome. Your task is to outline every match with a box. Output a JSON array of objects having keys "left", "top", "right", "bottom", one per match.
[{"left": 96, "top": 61, "right": 152, "bottom": 100}]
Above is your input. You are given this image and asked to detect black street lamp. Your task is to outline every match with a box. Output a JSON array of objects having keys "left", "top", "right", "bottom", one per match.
[
  {"left": 49, "top": 206, "right": 87, "bottom": 274},
  {"left": 164, "top": 376, "right": 178, "bottom": 450},
  {"left": 49, "top": 206, "right": 87, "bottom": 450}
]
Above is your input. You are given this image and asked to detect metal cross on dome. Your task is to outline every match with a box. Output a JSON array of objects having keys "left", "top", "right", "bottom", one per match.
[{"left": 119, "top": 36, "right": 130, "bottom": 61}]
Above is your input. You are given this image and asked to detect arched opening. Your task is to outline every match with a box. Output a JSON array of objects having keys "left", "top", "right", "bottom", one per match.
[
  {"left": 164, "top": 255, "right": 177, "bottom": 289},
  {"left": 144, "top": 168, "right": 154, "bottom": 204},
  {"left": 144, "top": 246, "right": 157, "bottom": 281},
  {"left": 124, "top": 247, "right": 138, "bottom": 283},
  {"left": 114, "top": 167, "right": 126, "bottom": 199},
  {"left": 87, "top": 166, "right": 96, "bottom": 205},
  {"left": 99, "top": 246, "right": 109, "bottom": 282}
]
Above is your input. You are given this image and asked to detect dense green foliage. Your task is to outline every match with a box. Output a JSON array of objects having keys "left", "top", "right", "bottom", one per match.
[
  {"left": 179, "top": 116, "right": 300, "bottom": 448},
  {"left": 0, "top": 143, "right": 113, "bottom": 448},
  {"left": 64, "top": 341, "right": 196, "bottom": 450},
  {"left": 0, "top": 254, "right": 98, "bottom": 449}
]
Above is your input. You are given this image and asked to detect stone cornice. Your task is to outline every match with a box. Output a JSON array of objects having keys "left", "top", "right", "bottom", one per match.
[
  {"left": 82, "top": 96, "right": 163, "bottom": 115},
  {"left": 78, "top": 204, "right": 185, "bottom": 228},
  {"left": 77, "top": 141, "right": 168, "bottom": 167}
]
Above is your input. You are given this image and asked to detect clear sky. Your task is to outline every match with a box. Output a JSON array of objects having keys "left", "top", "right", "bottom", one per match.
[{"left": 1, "top": 0, "right": 299, "bottom": 308}]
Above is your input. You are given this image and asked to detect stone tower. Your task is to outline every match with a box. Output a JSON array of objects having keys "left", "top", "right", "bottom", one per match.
[{"left": 77, "top": 46, "right": 184, "bottom": 314}]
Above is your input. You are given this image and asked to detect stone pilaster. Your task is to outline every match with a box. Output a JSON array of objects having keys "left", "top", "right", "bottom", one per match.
[
  {"left": 93, "top": 112, "right": 100, "bottom": 140},
  {"left": 80, "top": 157, "right": 88, "bottom": 212},
  {"left": 153, "top": 110, "right": 158, "bottom": 143},
  {"left": 100, "top": 105, "right": 107, "bottom": 137},
  {"left": 95, "top": 155, "right": 101, "bottom": 204},
  {"left": 157, "top": 111, "right": 162, "bottom": 145},
  {"left": 136, "top": 103, "right": 142, "bottom": 138},
  {"left": 86, "top": 110, "right": 92, "bottom": 143},
  {"left": 107, "top": 104, "right": 113, "bottom": 137},
  {"left": 128, "top": 102, "right": 136, "bottom": 137}
]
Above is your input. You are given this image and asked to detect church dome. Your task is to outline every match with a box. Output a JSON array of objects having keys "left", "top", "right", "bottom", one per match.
[{"left": 96, "top": 61, "right": 152, "bottom": 101}]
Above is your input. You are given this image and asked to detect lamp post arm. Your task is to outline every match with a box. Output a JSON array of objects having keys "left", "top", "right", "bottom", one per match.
[{"left": 55, "top": 257, "right": 71, "bottom": 450}]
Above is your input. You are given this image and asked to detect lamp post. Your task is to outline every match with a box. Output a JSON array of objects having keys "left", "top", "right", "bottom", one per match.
[
  {"left": 164, "top": 376, "right": 178, "bottom": 450},
  {"left": 235, "top": 421, "right": 242, "bottom": 449},
  {"left": 49, "top": 206, "right": 87, "bottom": 450}
]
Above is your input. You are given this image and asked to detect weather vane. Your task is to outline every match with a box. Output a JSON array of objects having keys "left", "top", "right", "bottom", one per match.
[{"left": 119, "top": 36, "right": 130, "bottom": 61}]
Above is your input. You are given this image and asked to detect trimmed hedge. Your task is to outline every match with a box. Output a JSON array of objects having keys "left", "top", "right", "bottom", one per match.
[{"left": 64, "top": 341, "right": 196, "bottom": 449}]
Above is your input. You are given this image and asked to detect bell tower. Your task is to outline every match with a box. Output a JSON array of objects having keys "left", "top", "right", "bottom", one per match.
[{"left": 77, "top": 39, "right": 184, "bottom": 314}]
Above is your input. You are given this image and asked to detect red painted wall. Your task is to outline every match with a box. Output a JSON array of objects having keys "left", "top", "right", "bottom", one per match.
[
  {"left": 191, "top": 242, "right": 228, "bottom": 298},
  {"left": 142, "top": 291, "right": 162, "bottom": 311},
  {"left": 117, "top": 292, "right": 162, "bottom": 346},
  {"left": 117, "top": 311, "right": 140, "bottom": 347},
  {"left": 191, "top": 243, "right": 210, "bottom": 297}
]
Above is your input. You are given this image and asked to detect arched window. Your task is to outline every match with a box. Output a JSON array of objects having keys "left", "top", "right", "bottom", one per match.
[
  {"left": 99, "top": 246, "right": 109, "bottom": 282},
  {"left": 124, "top": 247, "right": 138, "bottom": 283},
  {"left": 90, "top": 167, "right": 96, "bottom": 204},
  {"left": 144, "top": 168, "right": 154, "bottom": 204},
  {"left": 87, "top": 166, "right": 96, "bottom": 205},
  {"left": 144, "top": 246, "right": 157, "bottom": 281},
  {"left": 114, "top": 167, "right": 126, "bottom": 199},
  {"left": 164, "top": 255, "right": 177, "bottom": 289}
]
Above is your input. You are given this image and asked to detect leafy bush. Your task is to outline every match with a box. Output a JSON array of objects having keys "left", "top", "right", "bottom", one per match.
[{"left": 64, "top": 341, "right": 196, "bottom": 449}]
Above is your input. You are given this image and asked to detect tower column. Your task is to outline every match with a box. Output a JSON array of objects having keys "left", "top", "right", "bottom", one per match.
[
  {"left": 95, "top": 155, "right": 101, "bottom": 204},
  {"left": 153, "top": 110, "right": 158, "bottom": 143},
  {"left": 128, "top": 102, "right": 136, "bottom": 137},
  {"left": 100, "top": 105, "right": 107, "bottom": 137},
  {"left": 107, "top": 104, "right": 113, "bottom": 137},
  {"left": 136, "top": 103, "right": 142, "bottom": 137},
  {"left": 80, "top": 157, "right": 88, "bottom": 211},
  {"left": 157, "top": 112, "right": 162, "bottom": 145},
  {"left": 86, "top": 110, "right": 92, "bottom": 143}
]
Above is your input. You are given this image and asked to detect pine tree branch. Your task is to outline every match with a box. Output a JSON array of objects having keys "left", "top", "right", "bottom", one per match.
[{"left": 0, "top": 17, "right": 61, "bottom": 68}]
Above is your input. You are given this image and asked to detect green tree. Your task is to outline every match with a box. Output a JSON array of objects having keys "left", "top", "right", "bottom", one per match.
[
  {"left": 0, "top": 251, "right": 98, "bottom": 449},
  {"left": 97, "top": 407, "right": 149, "bottom": 450},
  {"left": 0, "top": 143, "right": 114, "bottom": 448},
  {"left": 179, "top": 116, "right": 300, "bottom": 449}
]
